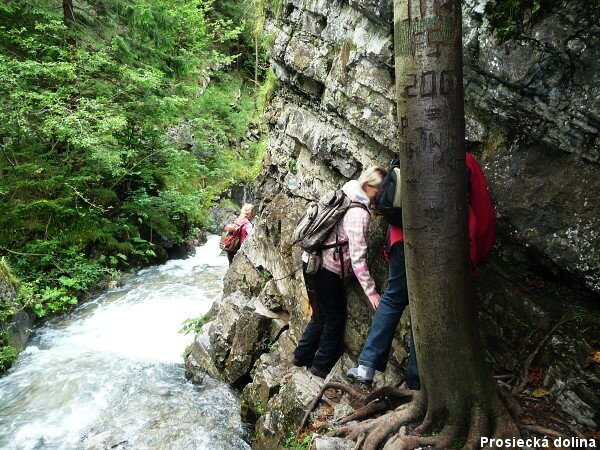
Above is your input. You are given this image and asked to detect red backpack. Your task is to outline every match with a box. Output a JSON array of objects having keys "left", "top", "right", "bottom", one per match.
[
  {"left": 220, "top": 220, "right": 243, "bottom": 252},
  {"left": 466, "top": 152, "right": 496, "bottom": 269}
]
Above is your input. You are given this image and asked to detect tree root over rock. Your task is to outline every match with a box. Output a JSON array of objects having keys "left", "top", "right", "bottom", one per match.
[{"left": 298, "top": 382, "right": 524, "bottom": 450}]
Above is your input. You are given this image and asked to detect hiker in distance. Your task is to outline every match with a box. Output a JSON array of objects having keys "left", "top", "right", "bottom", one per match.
[
  {"left": 293, "top": 166, "right": 387, "bottom": 379},
  {"left": 225, "top": 203, "right": 255, "bottom": 265},
  {"left": 347, "top": 152, "right": 496, "bottom": 388}
]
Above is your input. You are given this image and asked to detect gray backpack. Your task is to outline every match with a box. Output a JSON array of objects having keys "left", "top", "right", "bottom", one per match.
[{"left": 292, "top": 190, "right": 368, "bottom": 273}]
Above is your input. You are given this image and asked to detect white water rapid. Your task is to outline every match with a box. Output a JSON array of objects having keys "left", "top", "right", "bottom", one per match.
[{"left": 0, "top": 235, "right": 251, "bottom": 450}]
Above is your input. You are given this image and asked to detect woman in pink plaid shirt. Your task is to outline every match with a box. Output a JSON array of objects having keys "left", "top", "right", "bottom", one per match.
[{"left": 293, "top": 166, "right": 387, "bottom": 378}]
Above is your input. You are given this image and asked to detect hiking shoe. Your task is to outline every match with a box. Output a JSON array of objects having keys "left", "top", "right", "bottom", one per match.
[
  {"left": 309, "top": 366, "right": 329, "bottom": 379},
  {"left": 346, "top": 366, "right": 374, "bottom": 386},
  {"left": 292, "top": 356, "right": 312, "bottom": 368}
]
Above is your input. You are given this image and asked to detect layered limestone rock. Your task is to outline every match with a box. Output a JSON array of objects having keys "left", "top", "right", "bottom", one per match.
[{"left": 185, "top": 0, "right": 600, "bottom": 447}]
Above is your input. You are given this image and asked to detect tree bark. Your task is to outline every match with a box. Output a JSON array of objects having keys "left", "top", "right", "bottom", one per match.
[
  {"left": 392, "top": 0, "right": 519, "bottom": 444},
  {"left": 63, "top": 0, "right": 76, "bottom": 46}
]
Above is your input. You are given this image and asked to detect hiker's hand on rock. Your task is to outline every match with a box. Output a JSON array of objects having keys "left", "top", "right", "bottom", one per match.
[{"left": 368, "top": 293, "right": 380, "bottom": 310}]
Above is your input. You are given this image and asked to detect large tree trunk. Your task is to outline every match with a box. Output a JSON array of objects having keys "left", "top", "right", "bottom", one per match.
[
  {"left": 396, "top": 0, "right": 488, "bottom": 414},
  {"left": 387, "top": 0, "right": 519, "bottom": 446}
]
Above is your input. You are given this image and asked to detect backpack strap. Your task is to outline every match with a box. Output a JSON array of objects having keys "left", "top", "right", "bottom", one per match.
[
  {"left": 348, "top": 201, "right": 370, "bottom": 214},
  {"left": 321, "top": 241, "right": 349, "bottom": 250},
  {"left": 325, "top": 201, "right": 370, "bottom": 282},
  {"left": 319, "top": 201, "right": 369, "bottom": 251},
  {"left": 338, "top": 231, "right": 346, "bottom": 285}
]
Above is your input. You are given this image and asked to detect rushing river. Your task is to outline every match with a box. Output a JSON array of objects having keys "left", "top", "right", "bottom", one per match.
[{"left": 0, "top": 236, "right": 251, "bottom": 450}]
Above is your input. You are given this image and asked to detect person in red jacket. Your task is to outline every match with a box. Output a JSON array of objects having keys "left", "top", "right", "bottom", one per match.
[
  {"left": 347, "top": 152, "right": 495, "bottom": 387},
  {"left": 465, "top": 152, "right": 496, "bottom": 270}
]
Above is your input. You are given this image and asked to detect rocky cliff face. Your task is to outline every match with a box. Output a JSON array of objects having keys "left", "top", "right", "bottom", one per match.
[
  {"left": 186, "top": 0, "right": 600, "bottom": 447},
  {"left": 463, "top": 0, "right": 600, "bottom": 292}
]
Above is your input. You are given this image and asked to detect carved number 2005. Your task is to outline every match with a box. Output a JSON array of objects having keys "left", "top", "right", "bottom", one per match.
[{"left": 403, "top": 70, "right": 457, "bottom": 98}]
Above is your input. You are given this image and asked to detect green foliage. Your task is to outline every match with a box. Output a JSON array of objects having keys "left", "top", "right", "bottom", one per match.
[
  {"left": 211, "top": 0, "right": 271, "bottom": 82},
  {"left": 184, "top": 73, "right": 266, "bottom": 188},
  {"left": 0, "top": 259, "right": 20, "bottom": 338},
  {"left": 0, "top": 258, "right": 20, "bottom": 374},
  {"left": 4, "top": 244, "right": 122, "bottom": 318},
  {"left": 0, "top": 340, "right": 18, "bottom": 374},
  {"left": 284, "top": 434, "right": 313, "bottom": 450},
  {"left": 0, "top": 0, "right": 265, "bottom": 337},
  {"left": 0, "top": 258, "right": 18, "bottom": 293},
  {"left": 484, "top": 0, "right": 559, "bottom": 39},
  {"left": 179, "top": 314, "right": 213, "bottom": 335},
  {"left": 288, "top": 158, "right": 298, "bottom": 175},
  {"left": 257, "top": 67, "right": 279, "bottom": 111},
  {"left": 263, "top": 32, "right": 277, "bottom": 51},
  {"left": 267, "top": 0, "right": 285, "bottom": 18}
]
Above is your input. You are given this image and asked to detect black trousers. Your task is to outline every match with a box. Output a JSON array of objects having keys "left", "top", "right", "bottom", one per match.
[
  {"left": 293, "top": 263, "right": 346, "bottom": 374},
  {"left": 227, "top": 251, "right": 236, "bottom": 265}
]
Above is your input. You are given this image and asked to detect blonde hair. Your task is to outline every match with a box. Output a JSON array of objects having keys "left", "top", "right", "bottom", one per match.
[
  {"left": 240, "top": 203, "right": 254, "bottom": 218},
  {"left": 357, "top": 165, "right": 387, "bottom": 190}
]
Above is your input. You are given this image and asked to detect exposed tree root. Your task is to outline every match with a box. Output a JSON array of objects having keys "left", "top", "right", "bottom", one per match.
[
  {"left": 322, "top": 396, "right": 336, "bottom": 408},
  {"left": 497, "top": 386, "right": 524, "bottom": 418},
  {"left": 411, "top": 404, "right": 434, "bottom": 436},
  {"left": 298, "top": 379, "right": 555, "bottom": 450},
  {"left": 330, "top": 403, "right": 420, "bottom": 449},
  {"left": 352, "top": 432, "right": 367, "bottom": 450},
  {"left": 330, "top": 418, "right": 380, "bottom": 441},
  {"left": 384, "top": 424, "right": 459, "bottom": 450},
  {"left": 338, "top": 399, "right": 389, "bottom": 425},
  {"left": 490, "top": 405, "right": 522, "bottom": 440},
  {"left": 463, "top": 405, "right": 491, "bottom": 450},
  {"left": 362, "top": 403, "right": 422, "bottom": 450},
  {"left": 364, "top": 386, "right": 417, "bottom": 404},
  {"left": 297, "top": 382, "right": 367, "bottom": 438},
  {"left": 548, "top": 413, "right": 587, "bottom": 439},
  {"left": 512, "top": 319, "right": 563, "bottom": 395},
  {"left": 299, "top": 381, "right": 418, "bottom": 437},
  {"left": 335, "top": 386, "right": 417, "bottom": 426},
  {"left": 518, "top": 423, "right": 571, "bottom": 440}
]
